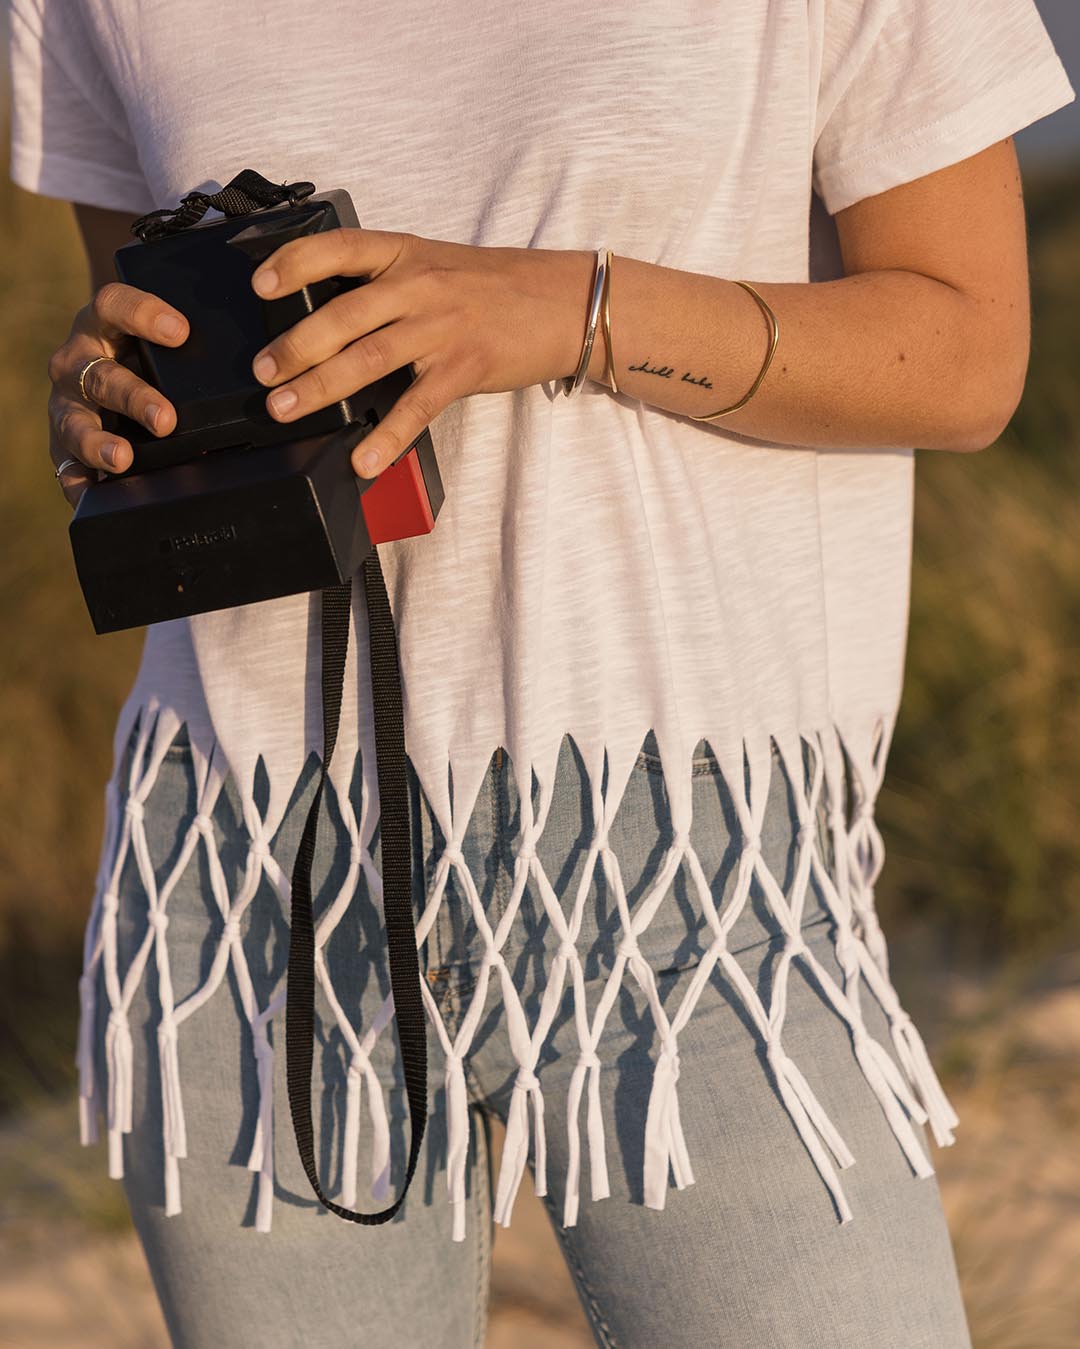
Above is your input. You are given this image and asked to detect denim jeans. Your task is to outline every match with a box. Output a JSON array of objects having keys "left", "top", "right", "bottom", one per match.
[{"left": 92, "top": 721, "right": 972, "bottom": 1348}]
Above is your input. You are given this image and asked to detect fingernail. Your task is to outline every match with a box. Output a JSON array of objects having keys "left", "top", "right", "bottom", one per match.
[
  {"left": 268, "top": 387, "right": 297, "bottom": 416},
  {"left": 102, "top": 442, "right": 120, "bottom": 468},
  {"left": 156, "top": 315, "right": 184, "bottom": 340},
  {"left": 145, "top": 402, "right": 162, "bottom": 430},
  {"left": 253, "top": 268, "right": 278, "bottom": 296},
  {"left": 253, "top": 353, "right": 277, "bottom": 383},
  {"left": 358, "top": 449, "right": 379, "bottom": 476}
]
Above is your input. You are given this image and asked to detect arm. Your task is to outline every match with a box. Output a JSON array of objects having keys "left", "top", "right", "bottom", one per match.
[
  {"left": 244, "top": 136, "right": 1034, "bottom": 478},
  {"left": 577, "top": 137, "right": 1030, "bottom": 454},
  {"left": 72, "top": 202, "right": 134, "bottom": 295}
]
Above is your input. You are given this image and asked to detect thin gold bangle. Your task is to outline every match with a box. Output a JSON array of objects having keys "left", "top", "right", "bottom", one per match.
[
  {"left": 688, "top": 280, "right": 779, "bottom": 422},
  {"left": 602, "top": 249, "right": 618, "bottom": 394}
]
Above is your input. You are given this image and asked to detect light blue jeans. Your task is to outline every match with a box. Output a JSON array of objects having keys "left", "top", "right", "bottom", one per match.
[{"left": 93, "top": 722, "right": 972, "bottom": 1347}]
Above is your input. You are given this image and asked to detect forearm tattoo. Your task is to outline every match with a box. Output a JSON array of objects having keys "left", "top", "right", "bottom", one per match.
[{"left": 628, "top": 358, "right": 714, "bottom": 390}]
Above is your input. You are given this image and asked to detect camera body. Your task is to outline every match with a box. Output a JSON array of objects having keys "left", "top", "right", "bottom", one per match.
[{"left": 70, "top": 182, "right": 443, "bottom": 634}]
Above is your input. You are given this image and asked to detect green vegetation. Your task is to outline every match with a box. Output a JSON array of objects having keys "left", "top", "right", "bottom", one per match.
[{"left": 1, "top": 148, "right": 1077, "bottom": 1115}]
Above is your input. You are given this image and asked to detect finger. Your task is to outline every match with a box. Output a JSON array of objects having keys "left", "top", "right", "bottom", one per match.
[
  {"left": 80, "top": 281, "right": 190, "bottom": 349},
  {"left": 53, "top": 398, "right": 133, "bottom": 474},
  {"left": 54, "top": 456, "right": 97, "bottom": 510},
  {"left": 251, "top": 227, "right": 411, "bottom": 299},
  {"left": 350, "top": 371, "right": 448, "bottom": 479},
  {"left": 251, "top": 278, "right": 405, "bottom": 386},
  {"left": 79, "top": 355, "right": 178, "bottom": 440},
  {"left": 264, "top": 320, "right": 420, "bottom": 423}
]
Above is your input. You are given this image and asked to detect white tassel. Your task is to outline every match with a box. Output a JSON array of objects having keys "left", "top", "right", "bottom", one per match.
[
  {"left": 642, "top": 1039, "right": 694, "bottom": 1210},
  {"left": 767, "top": 1041, "right": 855, "bottom": 1224},
  {"left": 493, "top": 1064, "right": 545, "bottom": 1228},
  {"left": 157, "top": 1018, "right": 188, "bottom": 1216},
  {"left": 890, "top": 1013, "right": 960, "bottom": 1146},
  {"left": 445, "top": 1053, "right": 471, "bottom": 1242},
  {"left": 105, "top": 1006, "right": 133, "bottom": 1180},
  {"left": 563, "top": 1046, "right": 608, "bottom": 1228}
]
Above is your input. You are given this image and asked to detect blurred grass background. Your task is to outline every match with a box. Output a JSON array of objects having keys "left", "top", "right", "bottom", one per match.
[{"left": 0, "top": 131, "right": 1078, "bottom": 1345}]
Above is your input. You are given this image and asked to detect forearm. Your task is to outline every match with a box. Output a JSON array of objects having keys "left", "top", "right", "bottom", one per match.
[{"left": 562, "top": 252, "right": 1019, "bottom": 453}]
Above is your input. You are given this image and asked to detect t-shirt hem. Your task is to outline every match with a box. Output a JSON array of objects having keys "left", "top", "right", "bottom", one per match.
[
  {"left": 815, "top": 63, "right": 1077, "bottom": 215},
  {"left": 9, "top": 140, "right": 157, "bottom": 214}
]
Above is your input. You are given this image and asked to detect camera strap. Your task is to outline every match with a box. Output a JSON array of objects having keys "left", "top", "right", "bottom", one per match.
[
  {"left": 286, "top": 562, "right": 428, "bottom": 1226},
  {"left": 133, "top": 171, "right": 428, "bottom": 1224}
]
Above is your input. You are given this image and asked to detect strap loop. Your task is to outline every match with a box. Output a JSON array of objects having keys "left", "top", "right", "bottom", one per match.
[{"left": 130, "top": 169, "right": 316, "bottom": 242}]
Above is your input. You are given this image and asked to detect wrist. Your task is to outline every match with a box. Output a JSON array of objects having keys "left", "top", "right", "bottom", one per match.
[{"left": 560, "top": 249, "right": 613, "bottom": 389}]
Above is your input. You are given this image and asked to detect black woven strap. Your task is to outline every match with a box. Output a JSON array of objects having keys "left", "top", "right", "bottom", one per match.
[
  {"left": 130, "top": 168, "right": 315, "bottom": 242},
  {"left": 285, "top": 557, "right": 427, "bottom": 1223}
]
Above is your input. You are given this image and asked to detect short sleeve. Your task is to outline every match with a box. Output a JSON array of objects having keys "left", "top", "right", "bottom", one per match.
[
  {"left": 812, "top": 0, "right": 1076, "bottom": 216},
  {"left": 5, "top": 0, "right": 157, "bottom": 212}
]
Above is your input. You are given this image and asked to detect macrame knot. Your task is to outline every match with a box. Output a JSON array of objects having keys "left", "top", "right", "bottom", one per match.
[
  {"left": 785, "top": 933, "right": 808, "bottom": 959},
  {"left": 349, "top": 843, "right": 365, "bottom": 866},
  {"left": 515, "top": 1065, "right": 541, "bottom": 1093},
  {"left": 765, "top": 1038, "right": 789, "bottom": 1073},
  {"left": 616, "top": 934, "right": 641, "bottom": 963},
  {"left": 743, "top": 832, "right": 763, "bottom": 857},
  {"left": 579, "top": 1047, "right": 602, "bottom": 1072},
  {"left": 248, "top": 836, "right": 271, "bottom": 860},
  {"left": 191, "top": 813, "right": 215, "bottom": 839},
  {"left": 484, "top": 947, "right": 507, "bottom": 972},
  {"left": 252, "top": 1034, "right": 274, "bottom": 1065},
  {"left": 855, "top": 801, "right": 875, "bottom": 825},
  {"left": 796, "top": 822, "right": 814, "bottom": 849},
  {"left": 443, "top": 843, "right": 466, "bottom": 869},
  {"left": 593, "top": 829, "right": 611, "bottom": 854},
  {"left": 125, "top": 798, "right": 146, "bottom": 824},
  {"left": 556, "top": 938, "right": 577, "bottom": 964},
  {"left": 672, "top": 829, "right": 691, "bottom": 853},
  {"left": 514, "top": 839, "right": 537, "bottom": 864},
  {"left": 107, "top": 1007, "right": 128, "bottom": 1032},
  {"left": 102, "top": 890, "right": 120, "bottom": 916},
  {"left": 148, "top": 909, "right": 170, "bottom": 935},
  {"left": 828, "top": 809, "right": 847, "bottom": 834},
  {"left": 156, "top": 1019, "right": 178, "bottom": 1046},
  {"left": 223, "top": 914, "right": 244, "bottom": 943}
]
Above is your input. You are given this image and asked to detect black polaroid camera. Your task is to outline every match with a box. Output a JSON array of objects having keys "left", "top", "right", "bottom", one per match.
[
  {"left": 70, "top": 168, "right": 444, "bottom": 633},
  {"left": 69, "top": 170, "right": 438, "bottom": 1228}
]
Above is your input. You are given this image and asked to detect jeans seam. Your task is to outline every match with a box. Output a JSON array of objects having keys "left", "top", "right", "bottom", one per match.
[
  {"left": 471, "top": 1106, "right": 491, "bottom": 1349},
  {"left": 540, "top": 1197, "right": 620, "bottom": 1348}
]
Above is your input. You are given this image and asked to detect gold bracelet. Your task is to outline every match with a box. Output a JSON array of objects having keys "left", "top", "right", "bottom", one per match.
[
  {"left": 601, "top": 249, "right": 618, "bottom": 394},
  {"left": 688, "top": 280, "right": 779, "bottom": 422}
]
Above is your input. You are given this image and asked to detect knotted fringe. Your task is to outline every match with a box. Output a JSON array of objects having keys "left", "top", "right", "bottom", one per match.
[{"left": 77, "top": 712, "right": 959, "bottom": 1242}]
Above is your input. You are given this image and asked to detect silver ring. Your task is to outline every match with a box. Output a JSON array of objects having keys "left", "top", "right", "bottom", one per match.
[
  {"left": 54, "top": 456, "right": 82, "bottom": 480},
  {"left": 77, "top": 354, "right": 115, "bottom": 403}
]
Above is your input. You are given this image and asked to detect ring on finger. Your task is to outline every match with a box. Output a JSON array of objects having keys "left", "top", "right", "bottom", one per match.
[
  {"left": 54, "top": 456, "right": 82, "bottom": 480},
  {"left": 77, "top": 354, "right": 116, "bottom": 403}
]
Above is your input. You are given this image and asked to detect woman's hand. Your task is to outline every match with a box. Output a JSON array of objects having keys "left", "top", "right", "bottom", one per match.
[
  {"left": 47, "top": 283, "right": 189, "bottom": 507},
  {"left": 248, "top": 229, "right": 594, "bottom": 478}
]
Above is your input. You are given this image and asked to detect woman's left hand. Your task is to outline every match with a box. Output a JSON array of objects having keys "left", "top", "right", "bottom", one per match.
[{"left": 248, "top": 229, "right": 593, "bottom": 478}]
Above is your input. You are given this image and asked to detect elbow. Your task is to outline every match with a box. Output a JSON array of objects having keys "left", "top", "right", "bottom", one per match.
[
  {"left": 949, "top": 350, "right": 1030, "bottom": 453},
  {"left": 951, "top": 402, "right": 1017, "bottom": 453}
]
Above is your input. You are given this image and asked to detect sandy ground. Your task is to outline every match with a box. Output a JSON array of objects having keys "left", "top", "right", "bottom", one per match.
[{"left": 2, "top": 960, "right": 1078, "bottom": 1348}]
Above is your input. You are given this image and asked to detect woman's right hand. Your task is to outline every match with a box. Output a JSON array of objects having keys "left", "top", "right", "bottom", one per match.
[{"left": 47, "top": 283, "right": 189, "bottom": 507}]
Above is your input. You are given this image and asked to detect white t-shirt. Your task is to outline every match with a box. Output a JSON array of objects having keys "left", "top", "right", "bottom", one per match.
[{"left": 8, "top": 0, "right": 1074, "bottom": 1241}]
